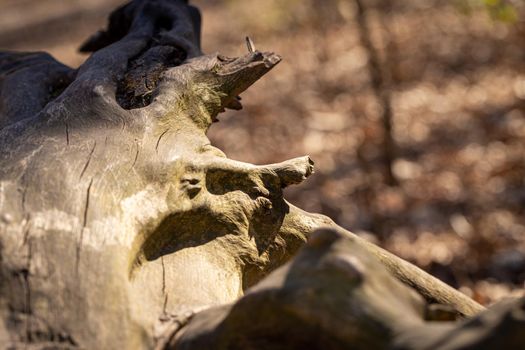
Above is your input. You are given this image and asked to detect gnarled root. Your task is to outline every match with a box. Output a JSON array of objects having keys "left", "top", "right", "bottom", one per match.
[
  {"left": 163, "top": 229, "right": 524, "bottom": 350},
  {"left": 277, "top": 204, "right": 485, "bottom": 317}
]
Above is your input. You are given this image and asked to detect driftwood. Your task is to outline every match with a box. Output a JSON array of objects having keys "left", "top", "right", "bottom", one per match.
[
  {"left": 172, "top": 229, "right": 525, "bottom": 350},
  {"left": 0, "top": 0, "right": 522, "bottom": 349}
]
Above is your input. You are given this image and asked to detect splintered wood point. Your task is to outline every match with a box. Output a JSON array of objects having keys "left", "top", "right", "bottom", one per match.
[{"left": 245, "top": 36, "right": 255, "bottom": 53}]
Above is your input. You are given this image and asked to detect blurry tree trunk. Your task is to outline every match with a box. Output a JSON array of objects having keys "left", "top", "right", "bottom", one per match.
[
  {"left": 354, "top": 0, "right": 398, "bottom": 186},
  {"left": 2, "top": 1, "right": 523, "bottom": 349}
]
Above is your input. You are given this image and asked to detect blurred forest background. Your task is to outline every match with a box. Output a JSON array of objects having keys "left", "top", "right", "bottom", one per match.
[{"left": 0, "top": 0, "right": 524, "bottom": 306}]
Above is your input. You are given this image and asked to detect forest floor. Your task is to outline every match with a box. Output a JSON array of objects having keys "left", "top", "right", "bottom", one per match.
[{"left": 1, "top": 0, "right": 523, "bottom": 306}]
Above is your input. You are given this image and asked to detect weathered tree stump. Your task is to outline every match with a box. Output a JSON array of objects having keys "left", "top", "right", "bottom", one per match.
[{"left": 0, "top": 1, "right": 522, "bottom": 349}]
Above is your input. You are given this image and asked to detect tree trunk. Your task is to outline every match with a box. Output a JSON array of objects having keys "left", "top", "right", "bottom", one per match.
[{"left": 0, "top": 1, "right": 521, "bottom": 349}]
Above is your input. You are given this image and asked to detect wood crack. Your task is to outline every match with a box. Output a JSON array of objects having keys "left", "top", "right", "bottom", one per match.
[
  {"left": 129, "top": 140, "right": 140, "bottom": 172},
  {"left": 161, "top": 255, "right": 166, "bottom": 295},
  {"left": 76, "top": 178, "right": 93, "bottom": 272},
  {"left": 156, "top": 129, "right": 169, "bottom": 153},
  {"left": 79, "top": 141, "right": 96, "bottom": 180},
  {"left": 21, "top": 186, "right": 27, "bottom": 213},
  {"left": 65, "top": 122, "right": 70, "bottom": 146},
  {"left": 23, "top": 239, "right": 33, "bottom": 342},
  {"left": 161, "top": 256, "right": 168, "bottom": 314},
  {"left": 22, "top": 214, "right": 31, "bottom": 246}
]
